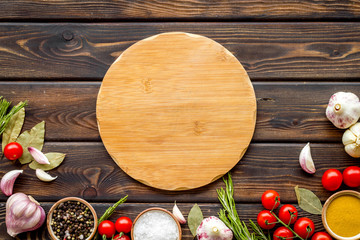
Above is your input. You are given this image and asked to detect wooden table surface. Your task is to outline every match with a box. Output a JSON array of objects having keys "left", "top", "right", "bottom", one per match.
[{"left": 1, "top": 1, "right": 360, "bottom": 239}]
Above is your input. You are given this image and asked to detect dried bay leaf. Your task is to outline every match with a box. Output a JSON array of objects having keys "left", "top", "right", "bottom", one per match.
[
  {"left": 29, "top": 152, "right": 65, "bottom": 170},
  {"left": 16, "top": 121, "right": 45, "bottom": 164},
  {"left": 188, "top": 203, "right": 203, "bottom": 237},
  {"left": 295, "top": 185, "right": 322, "bottom": 215},
  {"left": 2, "top": 105, "right": 25, "bottom": 152}
]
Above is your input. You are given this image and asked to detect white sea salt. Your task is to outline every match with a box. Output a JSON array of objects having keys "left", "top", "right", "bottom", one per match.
[{"left": 133, "top": 210, "right": 180, "bottom": 240}]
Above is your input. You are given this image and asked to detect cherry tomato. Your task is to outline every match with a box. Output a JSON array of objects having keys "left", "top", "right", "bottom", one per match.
[
  {"left": 261, "top": 190, "right": 280, "bottom": 210},
  {"left": 4, "top": 142, "right": 23, "bottom": 160},
  {"left": 257, "top": 210, "right": 276, "bottom": 229},
  {"left": 311, "top": 232, "right": 333, "bottom": 240},
  {"left": 278, "top": 204, "right": 298, "bottom": 225},
  {"left": 114, "top": 234, "right": 130, "bottom": 240},
  {"left": 115, "top": 216, "right": 132, "bottom": 233},
  {"left": 343, "top": 166, "right": 360, "bottom": 188},
  {"left": 273, "top": 226, "right": 294, "bottom": 240},
  {"left": 322, "top": 169, "right": 342, "bottom": 191},
  {"left": 98, "top": 220, "right": 116, "bottom": 238},
  {"left": 294, "top": 217, "right": 315, "bottom": 239}
]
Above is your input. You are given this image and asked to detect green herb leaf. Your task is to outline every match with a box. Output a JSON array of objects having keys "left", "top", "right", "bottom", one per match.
[
  {"left": 295, "top": 185, "right": 322, "bottom": 215},
  {"left": 2, "top": 105, "right": 25, "bottom": 152},
  {"left": 16, "top": 121, "right": 45, "bottom": 164},
  {"left": 29, "top": 152, "right": 65, "bottom": 170},
  {"left": 188, "top": 204, "right": 203, "bottom": 237}
]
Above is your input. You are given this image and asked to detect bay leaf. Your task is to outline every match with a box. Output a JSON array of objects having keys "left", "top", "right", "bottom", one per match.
[
  {"left": 16, "top": 121, "right": 45, "bottom": 164},
  {"left": 29, "top": 152, "right": 65, "bottom": 170},
  {"left": 295, "top": 185, "right": 322, "bottom": 215},
  {"left": 2, "top": 105, "right": 25, "bottom": 152},
  {"left": 188, "top": 203, "right": 203, "bottom": 237}
]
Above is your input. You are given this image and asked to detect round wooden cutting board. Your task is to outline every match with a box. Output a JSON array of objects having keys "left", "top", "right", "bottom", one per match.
[{"left": 96, "top": 32, "right": 256, "bottom": 191}]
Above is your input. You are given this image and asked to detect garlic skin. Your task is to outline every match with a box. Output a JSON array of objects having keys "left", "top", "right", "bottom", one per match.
[
  {"left": 326, "top": 92, "right": 360, "bottom": 129},
  {"left": 197, "top": 216, "right": 233, "bottom": 240},
  {"left": 342, "top": 122, "right": 360, "bottom": 158},
  {"left": 35, "top": 169, "right": 57, "bottom": 182},
  {"left": 28, "top": 147, "right": 50, "bottom": 165},
  {"left": 172, "top": 202, "right": 186, "bottom": 224},
  {"left": 6, "top": 192, "right": 45, "bottom": 237},
  {"left": 1, "top": 170, "right": 23, "bottom": 196},
  {"left": 299, "top": 143, "right": 316, "bottom": 174}
]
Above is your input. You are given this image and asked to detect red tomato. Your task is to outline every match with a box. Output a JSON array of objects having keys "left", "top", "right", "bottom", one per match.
[
  {"left": 4, "top": 142, "right": 23, "bottom": 160},
  {"left": 343, "top": 166, "right": 360, "bottom": 188},
  {"left": 273, "top": 226, "right": 294, "bottom": 240},
  {"left": 98, "top": 220, "right": 116, "bottom": 238},
  {"left": 114, "top": 234, "right": 130, "bottom": 240},
  {"left": 311, "top": 232, "right": 333, "bottom": 240},
  {"left": 278, "top": 204, "right": 298, "bottom": 225},
  {"left": 294, "top": 217, "right": 315, "bottom": 239},
  {"left": 257, "top": 210, "right": 277, "bottom": 229},
  {"left": 115, "top": 216, "right": 133, "bottom": 233},
  {"left": 322, "top": 169, "right": 342, "bottom": 191},
  {"left": 261, "top": 190, "right": 280, "bottom": 210}
]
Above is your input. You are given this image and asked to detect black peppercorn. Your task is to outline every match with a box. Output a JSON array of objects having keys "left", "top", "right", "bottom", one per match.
[{"left": 51, "top": 201, "right": 94, "bottom": 240}]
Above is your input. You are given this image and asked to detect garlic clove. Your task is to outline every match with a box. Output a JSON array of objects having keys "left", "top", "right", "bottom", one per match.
[
  {"left": 326, "top": 92, "right": 360, "bottom": 129},
  {"left": 299, "top": 143, "right": 316, "bottom": 174},
  {"left": 0, "top": 170, "right": 23, "bottom": 196},
  {"left": 6, "top": 193, "right": 45, "bottom": 237},
  {"left": 172, "top": 202, "right": 186, "bottom": 224},
  {"left": 28, "top": 147, "right": 50, "bottom": 165},
  {"left": 35, "top": 169, "right": 57, "bottom": 182}
]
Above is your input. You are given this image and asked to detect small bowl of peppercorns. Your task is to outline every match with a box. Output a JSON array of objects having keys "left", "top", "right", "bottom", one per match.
[{"left": 47, "top": 197, "right": 98, "bottom": 240}]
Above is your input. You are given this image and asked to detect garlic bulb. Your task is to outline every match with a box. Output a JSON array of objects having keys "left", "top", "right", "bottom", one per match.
[
  {"left": 342, "top": 122, "right": 360, "bottom": 158},
  {"left": 0, "top": 170, "right": 23, "bottom": 196},
  {"left": 197, "top": 216, "right": 233, "bottom": 240},
  {"left": 6, "top": 192, "right": 45, "bottom": 237},
  {"left": 172, "top": 202, "right": 186, "bottom": 224},
  {"left": 326, "top": 92, "right": 360, "bottom": 129},
  {"left": 299, "top": 143, "right": 316, "bottom": 174}
]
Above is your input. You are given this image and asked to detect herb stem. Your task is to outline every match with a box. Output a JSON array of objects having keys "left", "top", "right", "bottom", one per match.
[
  {"left": 0, "top": 98, "right": 27, "bottom": 136},
  {"left": 95, "top": 195, "right": 128, "bottom": 240}
]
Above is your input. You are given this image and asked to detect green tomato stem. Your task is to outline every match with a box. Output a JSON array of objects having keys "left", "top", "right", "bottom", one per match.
[{"left": 270, "top": 212, "right": 304, "bottom": 240}]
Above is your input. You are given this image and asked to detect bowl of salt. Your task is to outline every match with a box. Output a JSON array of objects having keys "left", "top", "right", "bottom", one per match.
[{"left": 131, "top": 207, "right": 182, "bottom": 240}]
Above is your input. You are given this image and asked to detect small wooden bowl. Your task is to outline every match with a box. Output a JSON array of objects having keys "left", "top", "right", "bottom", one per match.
[
  {"left": 322, "top": 190, "right": 360, "bottom": 240},
  {"left": 47, "top": 197, "right": 98, "bottom": 240},
  {"left": 131, "top": 207, "right": 182, "bottom": 240}
]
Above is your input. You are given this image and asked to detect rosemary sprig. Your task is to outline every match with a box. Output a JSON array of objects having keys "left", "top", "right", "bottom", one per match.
[
  {"left": 217, "top": 173, "right": 264, "bottom": 240},
  {"left": 249, "top": 220, "right": 270, "bottom": 240},
  {"left": 95, "top": 195, "right": 128, "bottom": 239},
  {"left": 0, "top": 97, "right": 27, "bottom": 135}
]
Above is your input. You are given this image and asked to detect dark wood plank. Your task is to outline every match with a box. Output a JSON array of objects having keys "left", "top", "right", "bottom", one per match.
[
  {"left": 1, "top": 82, "right": 358, "bottom": 142},
  {"left": 0, "top": 202, "right": 325, "bottom": 240},
  {"left": 0, "top": 0, "right": 359, "bottom": 20},
  {"left": 1, "top": 23, "right": 360, "bottom": 80},
  {"left": 0, "top": 142, "right": 358, "bottom": 203}
]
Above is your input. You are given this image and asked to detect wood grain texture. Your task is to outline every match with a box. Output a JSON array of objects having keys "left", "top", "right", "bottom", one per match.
[
  {"left": 97, "top": 32, "right": 256, "bottom": 190},
  {"left": 1, "top": 82, "right": 359, "bottom": 142},
  {"left": 0, "top": 0, "right": 359, "bottom": 20},
  {"left": 1, "top": 23, "right": 360, "bottom": 80},
  {"left": 0, "top": 142, "right": 358, "bottom": 203},
  {"left": 0, "top": 202, "right": 325, "bottom": 240}
]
